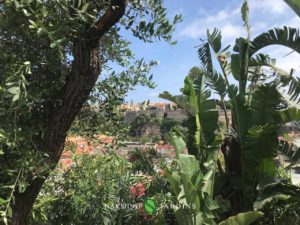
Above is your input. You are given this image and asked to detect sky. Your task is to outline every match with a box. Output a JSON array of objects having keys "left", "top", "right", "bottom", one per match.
[{"left": 124, "top": 0, "right": 300, "bottom": 103}]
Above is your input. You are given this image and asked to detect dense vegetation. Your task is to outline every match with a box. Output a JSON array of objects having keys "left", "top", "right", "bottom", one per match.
[
  {"left": 1, "top": 0, "right": 300, "bottom": 225},
  {"left": 128, "top": 114, "right": 181, "bottom": 143},
  {"left": 0, "top": 0, "right": 180, "bottom": 224},
  {"left": 29, "top": 149, "right": 176, "bottom": 225}
]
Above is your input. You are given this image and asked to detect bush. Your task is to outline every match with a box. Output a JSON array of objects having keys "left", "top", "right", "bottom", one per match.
[
  {"left": 30, "top": 152, "right": 176, "bottom": 225},
  {"left": 257, "top": 199, "right": 300, "bottom": 225}
]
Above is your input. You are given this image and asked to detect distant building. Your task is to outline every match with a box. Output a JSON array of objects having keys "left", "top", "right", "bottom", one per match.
[
  {"left": 123, "top": 102, "right": 231, "bottom": 124},
  {"left": 164, "top": 109, "right": 187, "bottom": 121}
]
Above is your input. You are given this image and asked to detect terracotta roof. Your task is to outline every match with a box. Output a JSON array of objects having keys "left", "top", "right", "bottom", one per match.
[
  {"left": 94, "top": 134, "right": 114, "bottom": 144},
  {"left": 148, "top": 102, "right": 166, "bottom": 107},
  {"left": 156, "top": 144, "right": 174, "bottom": 150},
  {"left": 60, "top": 135, "right": 113, "bottom": 169}
]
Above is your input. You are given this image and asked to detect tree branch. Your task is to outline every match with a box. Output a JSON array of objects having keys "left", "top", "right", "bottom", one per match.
[
  {"left": 88, "top": 0, "right": 127, "bottom": 42},
  {"left": 41, "top": 1, "right": 127, "bottom": 162}
]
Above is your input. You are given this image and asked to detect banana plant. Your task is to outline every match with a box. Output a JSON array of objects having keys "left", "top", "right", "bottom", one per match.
[
  {"left": 162, "top": 0, "right": 300, "bottom": 220},
  {"left": 160, "top": 68, "right": 219, "bottom": 165},
  {"left": 218, "top": 211, "right": 263, "bottom": 225},
  {"left": 254, "top": 176, "right": 300, "bottom": 210},
  {"left": 164, "top": 130, "right": 220, "bottom": 225},
  {"left": 160, "top": 69, "right": 224, "bottom": 224},
  {"left": 195, "top": 0, "right": 300, "bottom": 216}
]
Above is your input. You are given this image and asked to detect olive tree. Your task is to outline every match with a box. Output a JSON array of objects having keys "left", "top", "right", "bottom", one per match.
[{"left": 0, "top": 0, "right": 181, "bottom": 224}]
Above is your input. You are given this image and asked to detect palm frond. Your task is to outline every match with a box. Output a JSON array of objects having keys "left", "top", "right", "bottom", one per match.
[
  {"left": 285, "top": 76, "right": 300, "bottom": 103},
  {"left": 228, "top": 84, "right": 252, "bottom": 139},
  {"left": 278, "top": 140, "right": 300, "bottom": 167},
  {"left": 281, "top": 93, "right": 300, "bottom": 109},
  {"left": 230, "top": 54, "right": 241, "bottom": 81},
  {"left": 255, "top": 177, "right": 300, "bottom": 210},
  {"left": 161, "top": 76, "right": 218, "bottom": 159},
  {"left": 245, "top": 124, "right": 278, "bottom": 159},
  {"left": 276, "top": 107, "right": 300, "bottom": 123},
  {"left": 250, "top": 53, "right": 300, "bottom": 103},
  {"left": 199, "top": 98, "right": 218, "bottom": 145},
  {"left": 159, "top": 91, "right": 194, "bottom": 114},
  {"left": 198, "top": 42, "right": 213, "bottom": 73},
  {"left": 205, "top": 70, "right": 227, "bottom": 99},
  {"left": 249, "top": 54, "right": 275, "bottom": 69},
  {"left": 197, "top": 29, "right": 230, "bottom": 99},
  {"left": 232, "top": 37, "right": 250, "bottom": 93},
  {"left": 250, "top": 27, "right": 300, "bottom": 103},
  {"left": 198, "top": 28, "right": 227, "bottom": 74},
  {"left": 207, "top": 28, "right": 222, "bottom": 53},
  {"left": 187, "top": 66, "right": 206, "bottom": 95},
  {"left": 219, "top": 211, "right": 263, "bottom": 225},
  {"left": 250, "top": 26, "right": 300, "bottom": 56},
  {"left": 250, "top": 84, "right": 285, "bottom": 124},
  {"left": 248, "top": 54, "right": 290, "bottom": 84}
]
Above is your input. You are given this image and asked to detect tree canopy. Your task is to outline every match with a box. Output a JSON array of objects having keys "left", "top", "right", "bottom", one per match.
[{"left": 0, "top": 1, "right": 181, "bottom": 224}]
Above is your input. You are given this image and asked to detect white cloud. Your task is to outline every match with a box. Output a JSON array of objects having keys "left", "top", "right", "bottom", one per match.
[
  {"left": 179, "top": 7, "right": 243, "bottom": 42},
  {"left": 221, "top": 24, "right": 244, "bottom": 41},
  {"left": 179, "top": 0, "right": 300, "bottom": 45},
  {"left": 273, "top": 51, "right": 300, "bottom": 71},
  {"left": 251, "top": 22, "right": 268, "bottom": 36},
  {"left": 178, "top": 0, "right": 300, "bottom": 73},
  {"left": 250, "top": 0, "right": 288, "bottom": 14},
  {"left": 280, "top": 16, "right": 300, "bottom": 27},
  {"left": 180, "top": 20, "right": 203, "bottom": 39}
]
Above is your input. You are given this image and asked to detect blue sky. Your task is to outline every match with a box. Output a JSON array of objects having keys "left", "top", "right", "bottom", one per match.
[{"left": 125, "top": 0, "right": 300, "bottom": 103}]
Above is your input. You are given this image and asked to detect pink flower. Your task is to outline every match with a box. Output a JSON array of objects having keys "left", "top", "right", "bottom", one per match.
[{"left": 130, "top": 182, "right": 145, "bottom": 197}]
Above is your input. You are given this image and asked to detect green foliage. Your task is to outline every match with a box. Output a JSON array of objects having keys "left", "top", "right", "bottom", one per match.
[
  {"left": 245, "top": 124, "right": 278, "bottom": 159},
  {"left": 250, "top": 27, "right": 300, "bottom": 55},
  {"left": 206, "top": 70, "right": 228, "bottom": 99},
  {"left": 254, "top": 177, "right": 300, "bottom": 224},
  {"left": 165, "top": 132, "right": 220, "bottom": 225},
  {"left": 129, "top": 114, "right": 161, "bottom": 138},
  {"left": 28, "top": 151, "right": 176, "bottom": 225},
  {"left": 0, "top": 0, "right": 180, "bottom": 222},
  {"left": 256, "top": 198, "right": 300, "bottom": 225},
  {"left": 160, "top": 72, "right": 219, "bottom": 161},
  {"left": 277, "top": 140, "right": 300, "bottom": 167},
  {"left": 254, "top": 177, "right": 300, "bottom": 211},
  {"left": 31, "top": 154, "right": 132, "bottom": 225},
  {"left": 250, "top": 84, "right": 285, "bottom": 125},
  {"left": 218, "top": 211, "right": 263, "bottom": 225},
  {"left": 250, "top": 26, "right": 300, "bottom": 103},
  {"left": 193, "top": 1, "right": 300, "bottom": 216},
  {"left": 160, "top": 0, "right": 300, "bottom": 221},
  {"left": 128, "top": 148, "right": 159, "bottom": 174},
  {"left": 71, "top": 59, "right": 159, "bottom": 138},
  {"left": 160, "top": 117, "right": 181, "bottom": 143}
]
